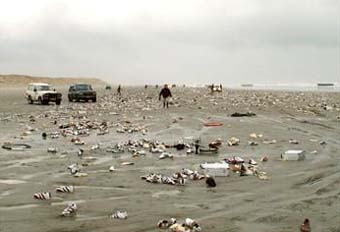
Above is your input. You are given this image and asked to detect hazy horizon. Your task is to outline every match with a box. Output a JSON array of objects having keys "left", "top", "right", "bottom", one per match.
[{"left": 0, "top": 0, "right": 338, "bottom": 85}]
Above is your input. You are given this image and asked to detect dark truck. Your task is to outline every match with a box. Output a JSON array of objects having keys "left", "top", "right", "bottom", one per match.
[{"left": 68, "top": 84, "right": 97, "bottom": 102}]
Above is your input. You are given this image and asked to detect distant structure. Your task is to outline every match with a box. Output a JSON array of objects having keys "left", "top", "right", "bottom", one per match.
[
  {"left": 241, "top": 84, "right": 254, "bottom": 88},
  {"left": 317, "top": 83, "right": 334, "bottom": 89}
]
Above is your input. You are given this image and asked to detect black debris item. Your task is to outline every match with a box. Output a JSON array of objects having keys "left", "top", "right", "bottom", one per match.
[
  {"left": 173, "top": 143, "right": 185, "bottom": 150},
  {"left": 230, "top": 112, "right": 256, "bottom": 117},
  {"left": 206, "top": 176, "right": 216, "bottom": 187},
  {"left": 42, "top": 132, "right": 47, "bottom": 140}
]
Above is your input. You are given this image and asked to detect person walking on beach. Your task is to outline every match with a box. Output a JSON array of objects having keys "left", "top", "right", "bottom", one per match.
[
  {"left": 159, "top": 84, "right": 172, "bottom": 108},
  {"left": 117, "top": 85, "right": 121, "bottom": 96}
]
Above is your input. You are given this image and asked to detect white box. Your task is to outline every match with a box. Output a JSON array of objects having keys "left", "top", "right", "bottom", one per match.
[
  {"left": 200, "top": 162, "right": 229, "bottom": 177},
  {"left": 281, "top": 150, "right": 306, "bottom": 161}
]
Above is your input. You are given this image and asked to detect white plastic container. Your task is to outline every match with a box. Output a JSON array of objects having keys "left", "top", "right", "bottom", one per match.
[
  {"left": 200, "top": 162, "right": 229, "bottom": 177},
  {"left": 281, "top": 150, "right": 306, "bottom": 161}
]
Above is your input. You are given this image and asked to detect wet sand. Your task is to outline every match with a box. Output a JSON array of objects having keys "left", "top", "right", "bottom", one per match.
[{"left": 0, "top": 86, "right": 339, "bottom": 232}]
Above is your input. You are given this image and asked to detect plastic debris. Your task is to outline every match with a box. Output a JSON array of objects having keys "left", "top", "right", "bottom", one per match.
[
  {"left": 56, "top": 186, "right": 74, "bottom": 193},
  {"left": 33, "top": 192, "right": 51, "bottom": 200},
  {"left": 61, "top": 203, "right": 77, "bottom": 217},
  {"left": 111, "top": 210, "right": 128, "bottom": 220}
]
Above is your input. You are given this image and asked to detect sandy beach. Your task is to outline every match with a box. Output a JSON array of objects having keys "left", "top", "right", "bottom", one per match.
[{"left": 0, "top": 86, "right": 339, "bottom": 232}]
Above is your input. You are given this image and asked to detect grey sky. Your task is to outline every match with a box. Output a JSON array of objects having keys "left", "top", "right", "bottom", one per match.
[{"left": 0, "top": 0, "right": 338, "bottom": 85}]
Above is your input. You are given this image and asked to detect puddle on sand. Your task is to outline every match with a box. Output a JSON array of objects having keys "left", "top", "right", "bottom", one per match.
[
  {"left": 76, "top": 215, "right": 108, "bottom": 222},
  {"left": 76, "top": 185, "right": 131, "bottom": 191},
  {"left": 0, "top": 204, "right": 39, "bottom": 211},
  {"left": 0, "top": 179, "right": 27, "bottom": 184},
  {"left": 152, "top": 190, "right": 180, "bottom": 198}
]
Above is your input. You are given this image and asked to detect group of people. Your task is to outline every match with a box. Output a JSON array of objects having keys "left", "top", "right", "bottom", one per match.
[
  {"left": 116, "top": 84, "right": 173, "bottom": 109},
  {"left": 117, "top": 83, "right": 225, "bottom": 108}
]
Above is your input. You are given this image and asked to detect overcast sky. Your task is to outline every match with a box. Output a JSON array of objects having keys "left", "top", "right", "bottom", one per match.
[{"left": 0, "top": 0, "right": 338, "bottom": 85}]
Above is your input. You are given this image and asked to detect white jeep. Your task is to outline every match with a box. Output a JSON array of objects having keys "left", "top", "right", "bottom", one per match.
[{"left": 25, "top": 83, "right": 62, "bottom": 105}]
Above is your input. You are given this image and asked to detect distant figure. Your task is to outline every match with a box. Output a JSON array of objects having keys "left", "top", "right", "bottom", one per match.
[
  {"left": 117, "top": 85, "right": 121, "bottom": 96},
  {"left": 211, "top": 84, "right": 214, "bottom": 92},
  {"left": 300, "top": 219, "right": 311, "bottom": 232},
  {"left": 220, "top": 84, "right": 222, "bottom": 91},
  {"left": 145, "top": 84, "right": 148, "bottom": 89},
  {"left": 159, "top": 84, "right": 172, "bottom": 108}
]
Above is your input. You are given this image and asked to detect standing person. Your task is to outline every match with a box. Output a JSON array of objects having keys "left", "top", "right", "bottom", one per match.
[
  {"left": 159, "top": 84, "right": 172, "bottom": 108},
  {"left": 117, "top": 85, "right": 121, "bottom": 96}
]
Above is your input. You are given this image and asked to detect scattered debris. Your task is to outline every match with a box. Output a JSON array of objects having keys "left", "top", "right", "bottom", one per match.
[
  {"left": 206, "top": 176, "right": 216, "bottom": 187},
  {"left": 61, "top": 203, "right": 77, "bottom": 217},
  {"left": 33, "top": 192, "right": 51, "bottom": 200},
  {"left": 230, "top": 112, "right": 256, "bottom": 117},
  {"left": 227, "top": 137, "right": 240, "bottom": 146},
  {"left": 56, "top": 186, "right": 75, "bottom": 193},
  {"left": 281, "top": 150, "right": 306, "bottom": 161},
  {"left": 2, "top": 142, "right": 31, "bottom": 150},
  {"left": 111, "top": 210, "right": 128, "bottom": 220}
]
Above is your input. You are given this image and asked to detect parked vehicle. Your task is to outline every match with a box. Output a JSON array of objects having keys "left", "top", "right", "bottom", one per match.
[
  {"left": 68, "top": 84, "right": 97, "bottom": 102},
  {"left": 25, "top": 83, "right": 62, "bottom": 105}
]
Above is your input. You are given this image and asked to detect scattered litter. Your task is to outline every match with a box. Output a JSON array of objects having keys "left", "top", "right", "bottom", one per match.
[
  {"left": 206, "top": 176, "right": 216, "bottom": 187},
  {"left": 47, "top": 147, "right": 57, "bottom": 153},
  {"left": 200, "top": 162, "right": 229, "bottom": 177},
  {"left": 289, "top": 139, "right": 299, "bottom": 144},
  {"left": 231, "top": 112, "right": 256, "bottom": 117},
  {"left": 61, "top": 203, "right": 77, "bottom": 217},
  {"left": 56, "top": 186, "right": 74, "bottom": 193},
  {"left": 121, "top": 162, "right": 134, "bottom": 166},
  {"left": 33, "top": 192, "right": 51, "bottom": 200},
  {"left": 159, "top": 152, "right": 174, "bottom": 160},
  {"left": 2, "top": 142, "right": 31, "bottom": 150},
  {"left": 111, "top": 210, "right": 128, "bottom": 220},
  {"left": 204, "top": 122, "right": 223, "bottom": 127},
  {"left": 74, "top": 172, "right": 88, "bottom": 177},
  {"left": 227, "top": 137, "right": 240, "bottom": 146},
  {"left": 158, "top": 218, "right": 177, "bottom": 229},
  {"left": 300, "top": 218, "right": 311, "bottom": 232},
  {"left": 281, "top": 150, "right": 306, "bottom": 161}
]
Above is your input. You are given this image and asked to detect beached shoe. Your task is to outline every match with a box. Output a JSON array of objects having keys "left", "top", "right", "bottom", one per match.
[
  {"left": 162, "top": 176, "right": 176, "bottom": 185},
  {"left": 176, "top": 177, "right": 186, "bottom": 186},
  {"left": 169, "top": 223, "right": 188, "bottom": 232},
  {"left": 185, "top": 218, "right": 201, "bottom": 230},
  {"left": 240, "top": 164, "right": 254, "bottom": 176},
  {"left": 158, "top": 218, "right": 177, "bottom": 229},
  {"left": 206, "top": 176, "right": 216, "bottom": 187},
  {"left": 56, "top": 185, "right": 74, "bottom": 193},
  {"left": 190, "top": 172, "right": 205, "bottom": 180},
  {"left": 159, "top": 152, "right": 173, "bottom": 159},
  {"left": 61, "top": 203, "right": 77, "bottom": 216},
  {"left": 33, "top": 192, "right": 51, "bottom": 200},
  {"left": 249, "top": 159, "right": 257, "bottom": 165},
  {"left": 225, "top": 156, "right": 244, "bottom": 164},
  {"left": 300, "top": 218, "right": 311, "bottom": 232},
  {"left": 68, "top": 163, "right": 80, "bottom": 174},
  {"left": 227, "top": 137, "right": 240, "bottom": 146},
  {"left": 111, "top": 210, "right": 128, "bottom": 219}
]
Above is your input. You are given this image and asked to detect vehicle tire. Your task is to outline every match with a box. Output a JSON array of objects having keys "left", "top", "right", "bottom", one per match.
[
  {"left": 93, "top": 97, "right": 97, "bottom": 102},
  {"left": 28, "top": 96, "right": 33, "bottom": 104},
  {"left": 68, "top": 96, "right": 72, "bottom": 102},
  {"left": 56, "top": 100, "right": 61, "bottom": 105}
]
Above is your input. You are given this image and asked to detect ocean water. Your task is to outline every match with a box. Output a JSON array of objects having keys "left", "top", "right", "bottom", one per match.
[{"left": 233, "top": 83, "right": 340, "bottom": 92}]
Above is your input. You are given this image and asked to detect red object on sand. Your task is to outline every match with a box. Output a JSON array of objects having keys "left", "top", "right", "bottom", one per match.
[{"left": 204, "top": 122, "right": 223, "bottom": 127}]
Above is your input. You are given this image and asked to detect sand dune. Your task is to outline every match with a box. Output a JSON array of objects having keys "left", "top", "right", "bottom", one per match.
[{"left": 0, "top": 74, "right": 106, "bottom": 87}]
